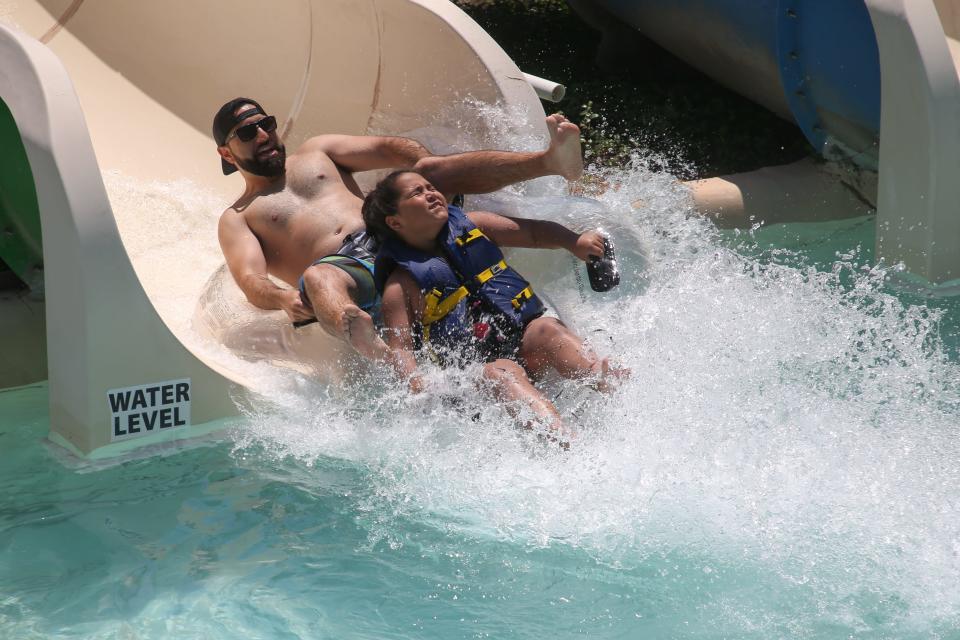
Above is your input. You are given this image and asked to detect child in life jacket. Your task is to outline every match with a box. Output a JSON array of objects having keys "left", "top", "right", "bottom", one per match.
[{"left": 362, "top": 170, "right": 626, "bottom": 441}]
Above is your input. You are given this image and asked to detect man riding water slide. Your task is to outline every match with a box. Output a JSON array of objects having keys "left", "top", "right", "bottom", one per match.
[{"left": 213, "top": 98, "right": 584, "bottom": 361}]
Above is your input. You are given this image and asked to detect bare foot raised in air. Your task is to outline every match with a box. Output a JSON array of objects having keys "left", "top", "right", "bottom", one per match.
[
  {"left": 544, "top": 113, "right": 584, "bottom": 181},
  {"left": 341, "top": 304, "right": 389, "bottom": 361}
]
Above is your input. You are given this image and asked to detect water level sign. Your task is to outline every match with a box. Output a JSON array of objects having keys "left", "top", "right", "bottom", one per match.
[{"left": 107, "top": 378, "right": 191, "bottom": 441}]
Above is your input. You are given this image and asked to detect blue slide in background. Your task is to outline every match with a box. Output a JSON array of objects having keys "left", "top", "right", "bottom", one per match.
[{"left": 580, "top": 0, "right": 881, "bottom": 164}]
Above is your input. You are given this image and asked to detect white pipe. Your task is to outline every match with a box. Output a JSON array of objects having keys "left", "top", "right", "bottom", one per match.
[{"left": 522, "top": 72, "right": 566, "bottom": 102}]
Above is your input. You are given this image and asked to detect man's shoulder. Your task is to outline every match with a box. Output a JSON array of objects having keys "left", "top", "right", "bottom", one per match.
[
  {"left": 220, "top": 194, "right": 268, "bottom": 225},
  {"left": 218, "top": 202, "right": 248, "bottom": 231},
  {"left": 220, "top": 196, "right": 254, "bottom": 218},
  {"left": 295, "top": 134, "right": 356, "bottom": 156},
  {"left": 285, "top": 138, "right": 344, "bottom": 171},
  {"left": 295, "top": 133, "right": 394, "bottom": 164}
]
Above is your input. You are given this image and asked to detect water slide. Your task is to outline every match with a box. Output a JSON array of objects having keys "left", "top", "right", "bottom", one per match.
[
  {"left": 0, "top": 0, "right": 553, "bottom": 459},
  {"left": 7, "top": 0, "right": 957, "bottom": 459},
  {"left": 571, "top": 0, "right": 960, "bottom": 285}
]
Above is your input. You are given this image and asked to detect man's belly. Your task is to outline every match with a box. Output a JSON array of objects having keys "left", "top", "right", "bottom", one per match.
[
  {"left": 265, "top": 225, "right": 367, "bottom": 287},
  {"left": 306, "top": 222, "right": 366, "bottom": 262}
]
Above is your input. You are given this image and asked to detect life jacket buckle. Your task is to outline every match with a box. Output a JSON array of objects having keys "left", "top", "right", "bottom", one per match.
[
  {"left": 455, "top": 229, "right": 486, "bottom": 246},
  {"left": 511, "top": 286, "right": 533, "bottom": 310}
]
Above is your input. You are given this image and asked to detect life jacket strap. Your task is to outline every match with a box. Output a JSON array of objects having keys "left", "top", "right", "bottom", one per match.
[
  {"left": 454, "top": 228, "right": 487, "bottom": 246},
  {"left": 422, "top": 285, "right": 468, "bottom": 361},
  {"left": 422, "top": 286, "right": 470, "bottom": 342},
  {"left": 511, "top": 286, "right": 534, "bottom": 310},
  {"left": 475, "top": 260, "right": 507, "bottom": 285}
]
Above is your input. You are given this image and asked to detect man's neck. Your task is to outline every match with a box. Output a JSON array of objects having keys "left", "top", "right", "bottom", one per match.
[{"left": 242, "top": 171, "right": 284, "bottom": 196}]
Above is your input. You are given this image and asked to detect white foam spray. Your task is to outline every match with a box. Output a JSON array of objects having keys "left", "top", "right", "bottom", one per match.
[
  {"left": 238, "top": 114, "right": 960, "bottom": 634},
  {"left": 103, "top": 103, "right": 960, "bottom": 632}
]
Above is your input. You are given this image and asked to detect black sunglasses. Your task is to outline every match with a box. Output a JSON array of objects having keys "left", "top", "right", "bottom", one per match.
[{"left": 225, "top": 115, "right": 278, "bottom": 143}]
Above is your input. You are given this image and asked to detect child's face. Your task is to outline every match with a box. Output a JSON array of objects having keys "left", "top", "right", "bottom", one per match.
[{"left": 386, "top": 173, "right": 449, "bottom": 244}]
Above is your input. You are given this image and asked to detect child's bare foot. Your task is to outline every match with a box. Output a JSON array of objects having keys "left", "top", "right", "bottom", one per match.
[{"left": 544, "top": 113, "right": 584, "bottom": 181}]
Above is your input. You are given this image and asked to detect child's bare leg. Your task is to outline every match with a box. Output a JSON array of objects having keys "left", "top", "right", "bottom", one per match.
[
  {"left": 481, "top": 359, "right": 573, "bottom": 446},
  {"left": 519, "top": 317, "right": 628, "bottom": 393}
]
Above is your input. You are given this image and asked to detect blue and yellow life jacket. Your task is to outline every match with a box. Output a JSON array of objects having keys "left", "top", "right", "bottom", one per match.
[{"left": 374, "top": 205, "right": 545, "bottom": 350}]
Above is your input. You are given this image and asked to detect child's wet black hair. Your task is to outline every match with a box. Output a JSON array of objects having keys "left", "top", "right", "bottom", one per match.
[{"left": 361, "top": 169, "right": 419, "bottom": 240}]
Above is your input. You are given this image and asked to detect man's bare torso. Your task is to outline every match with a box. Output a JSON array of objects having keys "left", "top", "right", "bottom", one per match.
[{"left": 230, "top": 146, "right": 366, "bottom": 286}]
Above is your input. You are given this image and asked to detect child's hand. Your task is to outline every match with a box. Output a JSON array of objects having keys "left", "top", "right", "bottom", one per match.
[{"left": 573, "top": 230, "right": 606, "bottom": 262}]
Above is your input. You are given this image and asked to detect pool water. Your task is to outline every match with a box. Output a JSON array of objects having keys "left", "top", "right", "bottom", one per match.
[{"left": 3, "top": 155, "right": 960, "bottom": 638}]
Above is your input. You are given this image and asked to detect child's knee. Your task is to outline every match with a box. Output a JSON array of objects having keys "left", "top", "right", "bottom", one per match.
[
  {"left": 524, "top": 317, "right": 566, "bottom": 345},
  {"left": 482, "top": 359, "right": 525, "bottom": 383},
  {"left": 521, "top": 317, "right": 581, "bottom": 363}
]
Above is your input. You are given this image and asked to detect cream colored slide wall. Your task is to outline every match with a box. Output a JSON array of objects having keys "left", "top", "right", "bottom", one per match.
[
  {"left": 0, "top": 23, "right": 239, "bottom": 459},
  {"left": 868, "top": 0, "right": 960, "bottom": 284},
  {"left": 0, "top": 0, "right": 547, "bottom": 458}
]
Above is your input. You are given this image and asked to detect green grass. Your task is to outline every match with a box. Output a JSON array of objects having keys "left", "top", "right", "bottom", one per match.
[{"left": 455, "top": 0, "right": 813, "bottom": 179}]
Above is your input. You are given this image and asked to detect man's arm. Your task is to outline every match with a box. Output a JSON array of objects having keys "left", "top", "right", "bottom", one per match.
[
  {"left": 217, "top": 210, "right": 312, "bottom": 322},
  {"left": 381, "top": 269, "right": 426, "bottom": 393},
  {"left": 309, "top": 133, "right": 547, "bottom": 196},
  {"left": 302, "top": 119, "right": 580, "bottom": 197},
  {"left": 466, "top": 211, "right": 606, "bottom": 262},
  {"left": 300, "top": 134, "right": 431, "bottom": 173}
]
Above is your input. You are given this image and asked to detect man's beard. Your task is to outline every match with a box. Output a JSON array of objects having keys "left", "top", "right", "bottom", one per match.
[{"left": 236, "top": 142, "right": 286, "bottom": 177}]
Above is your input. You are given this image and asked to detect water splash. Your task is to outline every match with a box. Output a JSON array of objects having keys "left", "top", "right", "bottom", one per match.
[
  {"left": 226, "top": 145, "right": 960, "bottom": 633},
  {"left": 100, "top": 104, "right": 960, "bottom": 634}
]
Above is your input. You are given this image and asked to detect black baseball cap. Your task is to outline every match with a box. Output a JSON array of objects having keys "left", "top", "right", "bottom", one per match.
[{"left": 213, "top": 97, "right": 266, "bottom": 175}]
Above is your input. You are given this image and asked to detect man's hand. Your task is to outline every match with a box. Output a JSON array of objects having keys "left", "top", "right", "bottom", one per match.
[
  {"left": 280, "top": 289, "right": 315, "bottom": 323},
  {"left": 572, "top": 230, "right": 607, "bottom": 262}
]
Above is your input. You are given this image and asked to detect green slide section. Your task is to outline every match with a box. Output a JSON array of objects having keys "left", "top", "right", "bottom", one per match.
[{"left": 0, "top": 97, "right": 42, "bottom": 290}]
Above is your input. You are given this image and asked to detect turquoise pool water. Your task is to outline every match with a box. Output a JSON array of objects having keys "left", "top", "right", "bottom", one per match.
[{"left": 3, "top": 164, "right": 960, "bottom": 638}]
